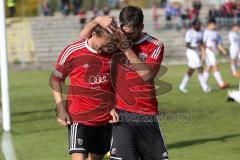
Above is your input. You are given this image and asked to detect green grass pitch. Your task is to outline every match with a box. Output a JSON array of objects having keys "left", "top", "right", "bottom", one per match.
[{"left": 0, "top": 63, "right": 240, "bottom": 160}]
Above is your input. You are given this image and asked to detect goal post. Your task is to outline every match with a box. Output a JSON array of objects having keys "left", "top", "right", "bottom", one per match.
[{"left": 0, "top": 0, "right": 11, "bottom": 131}]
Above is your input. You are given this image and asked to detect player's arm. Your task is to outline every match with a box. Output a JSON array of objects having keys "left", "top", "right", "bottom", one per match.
[
  {"left": 123, "top": 48, "right": 155, "bottom": 81},
  {"left": 50, "top": 54, "right": 72, "bottom": 126},
  {"left": 217, "top": 35, "right": 227, "bottom": 55},
  {"left": 79, "top": 16, "right": 117, "bottom": 40},
  {"left": 109, "top": 108, "right": 119, "bottom": 124},
  {"left": 50, "top": 78, "right": 70, "bottom": 126},
  {"left": 186, "top": 43, "right": 199, "bottom": 50},
  {"left": 217, "top": 42, "right": 227, "bottom": 55},
  {"left": 218, "top": 44, "right": 227, "bottom": 55},
  {"left": 115, "top": 32, "right": 161, "bottom": 81},
  {"left": 199, "top": 32, "right": 206, "bottom": 61},
  {"left": 200, "top": 41, "right": 206, "bottom": 61}
]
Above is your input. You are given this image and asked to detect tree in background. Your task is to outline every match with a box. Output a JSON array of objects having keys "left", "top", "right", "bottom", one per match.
[
  {"left": 6, "top": 0, "right": 38, "bottom": 17},
  {"left": 7, "top": 0, "right": 16, "bottom": 17}
]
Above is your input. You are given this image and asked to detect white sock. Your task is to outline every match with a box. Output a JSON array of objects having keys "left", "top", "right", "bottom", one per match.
[
  {"left": 198, "top": 73, "right": 208, "bottom": 90},
  {"left": 203, "top": 71, "right": 209, "bottom": 82},
  {"left": 231, "top": 63, "right": 237, "bottom": 74},
  {"left": 180, "top": 74, "right": 190, "bottom": 89},
  {"left": 213, "top": 71, "right": 224, "bottom": 86}
]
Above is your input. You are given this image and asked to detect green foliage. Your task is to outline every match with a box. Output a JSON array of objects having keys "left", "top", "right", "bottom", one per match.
[
  {"left": 6, "top": 0, "right": 39, "bottom": 17},
  {"left": 48, "top": 0, "right": 59, "bottom": 12}
]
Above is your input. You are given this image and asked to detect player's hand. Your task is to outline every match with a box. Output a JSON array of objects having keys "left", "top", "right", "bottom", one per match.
[
  {"left": 94, "top": 16, "right": 117, "bottom": 34},
  {"left": 114, "top": 29, "right": 133, "bottom": 51},
  {"left": 56, "top": 103, "right": 71, "bottom": 126},
  {"left": 109, "top": 109, "right": 119, "bottom": 124},
  {"left": 114, "top": 29, "right": 127, "bottom": 41},
  {"left": 223, "top": 50, "right": 228, "bottom": 55},
  {"left": 220, "top": 50, "right": 227, "bottom": 56}
]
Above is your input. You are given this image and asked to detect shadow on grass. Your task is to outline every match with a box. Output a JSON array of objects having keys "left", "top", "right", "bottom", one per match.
[
  {"left": 12, "top": 127, "right": 62, "bottom": 135},
  {"left": 11, "top": 108, "right": 54, "bottom": 117},
  {"left": 167, "top": 133, "right": 240, "bottom": 150},
  {"left": 11, "top": 108, "right": 56, "bottom": 124},
  {"left": 11, "top": 114, "right": 55, "bottom": 124}
]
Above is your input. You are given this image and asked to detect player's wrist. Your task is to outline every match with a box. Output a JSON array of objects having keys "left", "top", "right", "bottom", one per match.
[
  {"left": 93, "top": 17, "right": 100, "bottom": 26},
  {"left": 56, "top": 102, "right": 66, "bottom": 110},
  {"left": 118, "top": 40, "right": 133, "bottom": 52},
  {"left": 122, "top": 48, "right": 133, "bottom": 55}
]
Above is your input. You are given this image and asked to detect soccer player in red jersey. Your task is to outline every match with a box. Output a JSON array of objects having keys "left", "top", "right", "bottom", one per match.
[
  {"left": 80, "top": 6, "right": 169, "bottom": 160},
  {"left": 50, "top": 24, "right": 119, "bottom": 160}
]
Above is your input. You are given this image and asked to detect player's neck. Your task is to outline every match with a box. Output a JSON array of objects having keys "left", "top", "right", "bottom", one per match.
[
  {"left": 87, "top": 38, "right": 98, "bottom": 53},
  {"left": 134, "top": 32, "right": 145, "bottom": 42}
]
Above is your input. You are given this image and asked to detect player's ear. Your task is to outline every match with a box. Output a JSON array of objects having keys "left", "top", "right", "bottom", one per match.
[{"left": 92, "top": 31, "right": 97, "bottom": 38}]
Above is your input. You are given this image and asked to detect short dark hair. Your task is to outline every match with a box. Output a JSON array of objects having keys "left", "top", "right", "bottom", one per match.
[
  {"left": 192, "top": 19, "right": 201, "bottom": 26},
  {"left": 119, "top": 6, "right": 144, "bottom": 28},
  {"left": 208, "top": 18, "right": 216, "bottom": 24}
]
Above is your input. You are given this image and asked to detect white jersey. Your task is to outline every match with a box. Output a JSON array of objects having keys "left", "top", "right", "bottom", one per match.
[
  {"left": 203, "top": 29, "right": 218, "bottom": 52},
  {"left": 185, "top": 28, "right": 203, "bottom": 52},
  {"left": 229, "top": 31, "right": 240, "bottom": 50}
]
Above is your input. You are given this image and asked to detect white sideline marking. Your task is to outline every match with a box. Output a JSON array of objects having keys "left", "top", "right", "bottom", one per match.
[
  {"left": 0, "top": 109, "right": 2, "bottom": 124},
  {"left": 1, "top": 132, "right": 17, "bottom": 160}
]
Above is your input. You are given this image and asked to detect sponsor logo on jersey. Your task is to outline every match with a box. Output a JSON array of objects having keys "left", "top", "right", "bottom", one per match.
[{"left": 89, "top": 73, "right": 109, "bottom": 85}]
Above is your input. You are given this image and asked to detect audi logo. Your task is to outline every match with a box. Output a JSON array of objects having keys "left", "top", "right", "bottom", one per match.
[{"left": 89, "top": 74, "right": 109, "bottom": 85}]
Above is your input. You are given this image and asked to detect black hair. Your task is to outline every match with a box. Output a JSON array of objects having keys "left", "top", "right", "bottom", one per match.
[
  {"left": 119, "top": 6, "right": 144, "bottom": 28},
  {"left": 192, "top": 19, "right": 201, "bottom": 26},
  {"left": 208, "top": 18, "right": 216, "bottom": 24}
]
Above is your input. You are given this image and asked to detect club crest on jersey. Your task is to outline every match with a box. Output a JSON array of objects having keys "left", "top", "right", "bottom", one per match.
[
  {"left": 139, "top": 53, "right": 148, "bottom": 62},
  {"left": 89, "top": 73, "right": 109, "bottom": 85},
  {"left": 111, "top": 148, "right": 117, "bottom": 155},
  {"left": 77, "top": 138, "right": 83, "bottom": 146}
]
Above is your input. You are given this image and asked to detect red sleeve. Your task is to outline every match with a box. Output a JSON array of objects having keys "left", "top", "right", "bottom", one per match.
[
  {"left": 51, "top": 47, "right": 72, "bottom": 82},
  {"left": 145, "top": 41, "right": 164, "bottom": 74}
]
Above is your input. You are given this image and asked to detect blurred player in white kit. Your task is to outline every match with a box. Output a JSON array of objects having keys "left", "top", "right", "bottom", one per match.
[
  {"left": 203, "top": 19, "right": 230, "bottom": 90},
  {"left": 228, "top": 23, "right": 240, "bottom": 77},
  {"left": 179, "top": 20, "right": 211, "bottom": 93}
]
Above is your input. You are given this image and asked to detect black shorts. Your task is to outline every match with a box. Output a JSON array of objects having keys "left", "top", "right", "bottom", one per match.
[
  {"left": 110, "top": 110, "right": 169, "bottom": 160},
  {"left": 68, "top": 123, "right": 112, "bottom": 155}
]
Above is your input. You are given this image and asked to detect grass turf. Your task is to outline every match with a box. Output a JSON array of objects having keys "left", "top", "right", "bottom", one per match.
[{"left": 0, "top": 63, "right": 240, "bottom": 160}]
